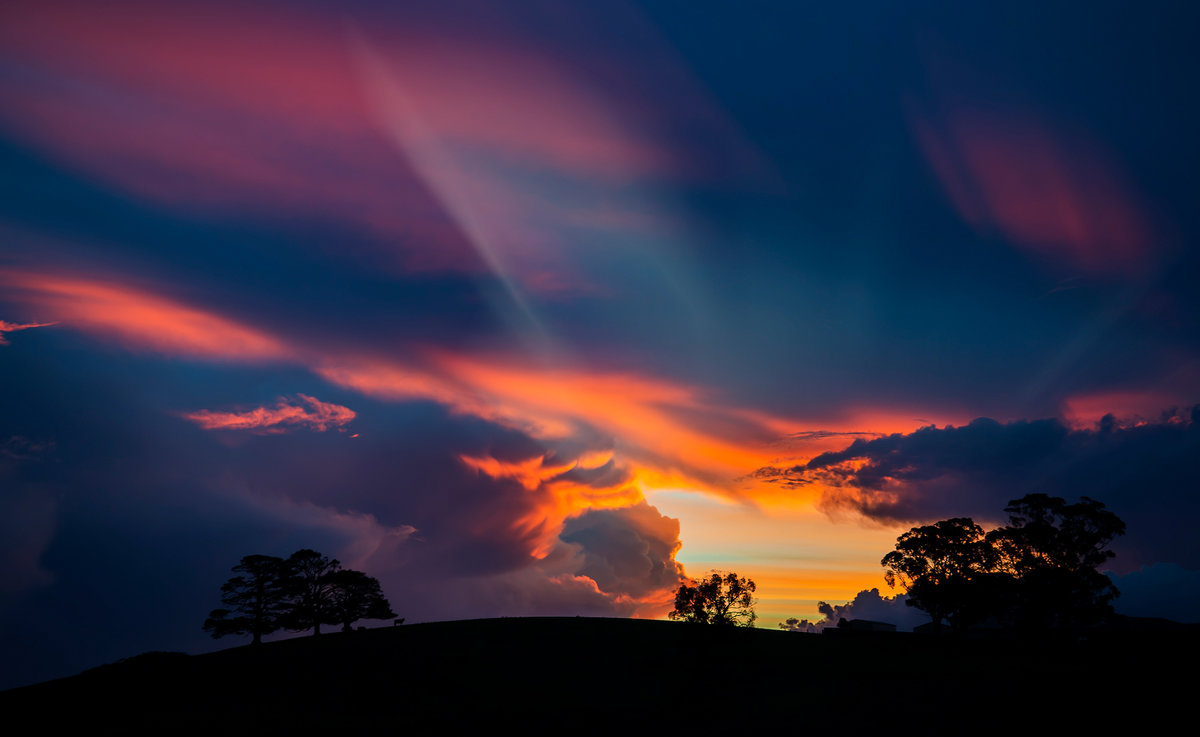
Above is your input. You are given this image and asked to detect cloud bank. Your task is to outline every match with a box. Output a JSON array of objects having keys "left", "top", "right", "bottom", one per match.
[{"left": 757, "top": 409, "right": 1200, "bottom": 570}]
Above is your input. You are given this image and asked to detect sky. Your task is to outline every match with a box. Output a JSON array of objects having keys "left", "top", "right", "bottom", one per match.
[{"left": 2, "top": 0, "right": 1198, "bottom": 688}]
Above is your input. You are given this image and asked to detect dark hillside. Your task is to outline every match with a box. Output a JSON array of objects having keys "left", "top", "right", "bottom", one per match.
[{"left": 3, "top": 617, "right": 1194, "bottom": 734}]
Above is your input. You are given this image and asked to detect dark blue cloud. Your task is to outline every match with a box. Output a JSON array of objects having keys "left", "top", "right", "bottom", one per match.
[{"left": 758, "top": 410, "right": 1200, "bottom": 570}]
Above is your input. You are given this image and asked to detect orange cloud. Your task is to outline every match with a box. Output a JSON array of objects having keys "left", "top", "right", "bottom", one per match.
[
  {"left": 0, "top": 320, "right": 56, "bottom": 345},
  {"left": 0, "top": 267, "right": 953, "bottom": 515},
  {"left": 0, "top": 270, "right": 289, "bottom": 361},
  {"left": 0, "top": 265, "right": 949, "bottom": 620},
  {"left": 326, "top": 351, "right": 963, "bottom": 510},
  {"left": 183, "top": 395, "right": 356, "bottom": 433},
  {"left": 460, "top": 449, "right": 644, "bottom": 559},
  {"left": 326, "top": 353, "right": 776, "bottom": 493}
]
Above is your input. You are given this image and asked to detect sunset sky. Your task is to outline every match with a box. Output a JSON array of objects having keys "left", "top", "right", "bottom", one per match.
[{"left": 2, "top": 0, "right": 1198, "bottom": 688}]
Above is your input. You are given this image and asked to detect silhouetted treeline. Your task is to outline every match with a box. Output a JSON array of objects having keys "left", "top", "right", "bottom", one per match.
[
  {"left": 204, "top": 549, "right": 396, "bottom": 643},
  {"left": 881, "top": 493, "right": 1125, "bottom": 635}
]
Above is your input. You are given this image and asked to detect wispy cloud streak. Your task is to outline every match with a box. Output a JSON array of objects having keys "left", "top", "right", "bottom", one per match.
[{"left": 182, "top": 395, "right": 356, "bottom": 433}]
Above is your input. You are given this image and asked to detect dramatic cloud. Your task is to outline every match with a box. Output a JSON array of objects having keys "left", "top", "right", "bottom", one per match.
[
  {"left": 559, "top": 501, "right": 687, "bottom": 611},
  {"left": 183, "top": 395, "right": 356, "bottom": 433},
  {"left": 2, "top": 266, "right": 847, "bottom": 500},
  {"left": 0, "top": 343, "right": 692, "bottom": 687},
  {"left": 2, "top": 0, "right": 1198, "bottom": 692},
  {"left": 757, "top": 409, "right": 1200, "bottom": 569}
]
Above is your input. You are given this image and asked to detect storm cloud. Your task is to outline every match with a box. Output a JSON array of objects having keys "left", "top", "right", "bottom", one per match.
[{"left": 757, "top": 410, "right": 1200, "bottom": 570}]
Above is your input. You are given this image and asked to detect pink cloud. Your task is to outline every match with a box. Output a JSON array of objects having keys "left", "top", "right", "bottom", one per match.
[
  {"left": 911, "top": 106, "right": 1156, "bottom": 274},
  {"left": 0, "top": 0, "right": 775, "bottom": 300},
  {"left": 0, "top": 1, "right": 751, "bottom": 295},
  {"left": 182, "top": 395, "right": 356, "bottom": 433}
]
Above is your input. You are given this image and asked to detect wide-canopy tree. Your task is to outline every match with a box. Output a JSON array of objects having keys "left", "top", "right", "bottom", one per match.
[
  {"left": 881, "top": 517, "right": 996, "bottom": 634},
  {"left": 203, "top": 554, "right": 291, "bottom": 645},
  {"left": 204, "top": 549, "right": 399, "bottom": 642},
  {"left": 881, "top": 494, "right": 1126, "bottom": 635},
  {"left": 283, "top": 548, "right": 343, "bottom": 636},
  {"left": 327, "top": 569, "right": 397, "bottom": 632},
  {"left": 668, "top": 571, "right": 757, "bottom": 627},
  {"left": 987, "top": 494, "right": 1126, "bottom": 632}
]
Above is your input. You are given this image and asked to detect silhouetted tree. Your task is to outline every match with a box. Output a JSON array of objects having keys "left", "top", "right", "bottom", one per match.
[
  {"left": 881, "top": 518, "right": 995, "bottom": 634},
  {"left": 283, "top": 548, "right": 342, "bottom": 636},
  {"left": 669, "top": 571, "right": 757, "bottom": 626},
  {"left": 203, "top": 554, "right": 290, "bottom": 645},
  {"left": 881, "top": 495, "right": 1126, "bottom": 636},
  {"left": 987, "top": 493, "right": 1125, "bottom": 633},
  {"left": 327, "top": 569, "right": 397, "bottom": 632}
]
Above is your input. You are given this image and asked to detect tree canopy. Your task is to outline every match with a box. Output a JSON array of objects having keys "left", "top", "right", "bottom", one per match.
[
  {"left": 987, "top": 494, "right": 1125, "bottom": 631},
  {"left": 328, "top": 569, "right": 397, "bottom": 633},
  {"left": 881, "top": 517, "right": 996, "bottom": 634},
  {"left": 669, "top": 571, "right": 757, "bottom": 627},
  {"left": 203, "top": 554, "right": 291, "bottom": 645},
  {"left": 283, "top": 549, "right": 343, "bottom": 636},
  {"left": 882, "top": 493, "right": 1126, "bottom": 635},
  {"left": 204, "top": 549, "right": 396, "bottom": 643}
]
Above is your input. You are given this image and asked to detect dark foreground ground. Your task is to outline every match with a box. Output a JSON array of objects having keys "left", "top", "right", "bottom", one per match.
[{"left": 3, "top": 616, "right": 1196, "bottom": 734}]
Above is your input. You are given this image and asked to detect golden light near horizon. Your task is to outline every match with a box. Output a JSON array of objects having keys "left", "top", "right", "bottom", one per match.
[{"left": 645, "top": 489, "right": 910, "bottom": 627}]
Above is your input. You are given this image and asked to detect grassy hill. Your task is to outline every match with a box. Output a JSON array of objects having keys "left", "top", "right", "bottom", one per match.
[{"left": 3, "top": 616, "right": 1194, "bottom": 733}]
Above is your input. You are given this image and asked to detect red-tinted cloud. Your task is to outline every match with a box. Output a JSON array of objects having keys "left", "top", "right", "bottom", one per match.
[
  {"left": 183, "top": 395, "right": 356, "bottom": 433},
  {"left": 0, "top": 1, "right": 757, "bottom": 294},
  {"left": 911, "top": 106, "right": 1156, "bottom": 274}
]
